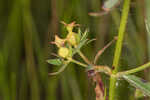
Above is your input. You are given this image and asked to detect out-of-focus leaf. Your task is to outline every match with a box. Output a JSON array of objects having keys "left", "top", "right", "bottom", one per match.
[
  {"left": 103, "top": 0, "right": 120, "bottom": 11},
  {"left": 46, "top": 59, "right": 63, "bottom": 66},
  {"left": 135, "top": 89, "right": 145, "bottom": 99},
  {"left": 123, "top": 75, "right": 150, "bottom": 96}
]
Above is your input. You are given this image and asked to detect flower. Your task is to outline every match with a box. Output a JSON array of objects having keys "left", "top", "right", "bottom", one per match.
[
  {"left": 54, "top": 35, "right": 66, "bottom": 47},
  {"left": 66, "top": 32, "right": 77, "bottom": 46},
  {"left": 61, "top": 21, "right": 80, "bottom": 33}
]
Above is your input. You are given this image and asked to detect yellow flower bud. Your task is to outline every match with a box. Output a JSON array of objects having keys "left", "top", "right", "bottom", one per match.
[
  {"left": 54, "top": 35, "right": 65, "bottom": 47},
  {"left": 58, "top": 47, "right": 69, "bottom": 58},
  {"left": 66, "top": 26, "right": 73, "bottom": 33},
  {"left": 61, "top": 21, "right": 79, "bottom": 33},
  {"left": 67, "top": 32, "right": 77, "bottom": 46}
]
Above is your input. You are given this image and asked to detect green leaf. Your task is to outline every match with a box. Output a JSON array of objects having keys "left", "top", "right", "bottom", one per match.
[
  {"left": 123, "top": 75, "right": 150, "bottom": 96},
  {"left": 46, "top": 59, "right": 62, "bottom": 66},
  {"left": 72, "top": 39, "right": 88, "bottom": 55},
  {"left": 78, "top": 28, "right": 81, "bottom": 40},
  {"left": 86, "top": 38, "right": 96, "bottom": 45},
  {"left": 49, "top": 61, "right": 70, "bottom": 75},
  {"left": 72, "top": 29, "right": 89, "bottom": 55},
  {"left": 81, "top": 29, "right": 89, "bottom": 41}
]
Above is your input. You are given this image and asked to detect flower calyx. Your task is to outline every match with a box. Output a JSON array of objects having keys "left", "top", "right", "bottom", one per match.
[
  {"left": 61, "top": 21, "right": 80, "bottom": 33},
  {"left": 53, "top": 35, "right": 66, "bottom": 47}
]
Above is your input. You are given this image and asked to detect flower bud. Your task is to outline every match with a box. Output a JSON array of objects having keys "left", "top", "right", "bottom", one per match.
[
  {"left": 54, "top": 35, "right": 65, "bottom": 47},
  {"left": 61, "top": 21, "right": 79, "bottom": 33},
  {"left": 58, "top": 47, "right": 69, "bottom": 58},
  {"left": 67, "top": 32, "right": 77, "bottom": 46},
  {"left": 66, "top": 25, "right": 73, "bottom": 33}
]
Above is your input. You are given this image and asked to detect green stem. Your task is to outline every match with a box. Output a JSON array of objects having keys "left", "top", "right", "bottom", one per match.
[
  {"left": 117, "top": 62, "right": 150, "bottom": 76},
  {"left": 69, "top": 58, "right": 88, "bottom": 67},
  {"left": 78, "top": 51, "right": 92, "bottom": 65},
  {"left": 112, "top": 1, "right": 130, "bottom": 73},
  {"left": 109, "top": 0, "right": 131, "bottom": 100}
]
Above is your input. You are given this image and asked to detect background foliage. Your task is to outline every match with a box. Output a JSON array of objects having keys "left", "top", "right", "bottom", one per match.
[{"left": 0, "top": 0, "right": 150, "bottom": 100}]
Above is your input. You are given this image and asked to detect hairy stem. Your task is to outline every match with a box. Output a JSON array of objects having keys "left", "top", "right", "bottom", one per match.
[
  {"left": 109, "top": 0, "right": 131, "bottom": 100},
  {"left": 69, "top": 58, "right": 88, "bottom": 67},
  {"left": 78, "top": 51, "right": 92, "bottom": 65},
  {"left": 117, "top": 62, "right": 150, "bottom": 76}
]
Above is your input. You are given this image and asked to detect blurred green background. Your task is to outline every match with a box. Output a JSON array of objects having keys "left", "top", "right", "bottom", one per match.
[{"left": 0, "top": 0, "right": 150, "bottom": 100}]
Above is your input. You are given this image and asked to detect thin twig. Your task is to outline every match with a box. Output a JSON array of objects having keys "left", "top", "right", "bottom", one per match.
[
  {"left": 94, "top": 37, "right": 117, "bottom": 64},
  {"left": 78, "top": 51, "right": 93, "bottom": 65},
  {"left": 69, "top": 58, "right": 88, "bottom": 67}
]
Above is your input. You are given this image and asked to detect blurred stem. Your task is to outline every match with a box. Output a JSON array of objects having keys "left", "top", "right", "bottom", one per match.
[
  {"left": 117, "top": 62, "right": 150, "bottom": 76},
  {"left": 109, "top": 0, "right": 131, "bottom": 100},
  {"left": 145, "top": 20, "right": 150, "bottom": 60}
]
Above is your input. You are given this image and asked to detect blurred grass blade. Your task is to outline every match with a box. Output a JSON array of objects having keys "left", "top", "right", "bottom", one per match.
[
  {"left": 123, "top": 75, "right": 150, "bottom": 96},
  {"left": 47, "top": 59, "right": 63, "bottom": 66}
]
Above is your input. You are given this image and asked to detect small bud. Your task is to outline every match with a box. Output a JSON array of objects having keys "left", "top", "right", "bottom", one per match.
[
  {"left": 67, "top": 32, "right": 77, "bottom": 46},
  {"left": 61, "top": 21, "right": 80, "bottom": 33},
  {"left": 58, "top": 47, "right": 69, "bottom": 58},
  {"left": 54, "top": 35, "right": 65, "bottom": 47},
  {"left": 66, "top": 26, "right": 73, "bottom": 33}
]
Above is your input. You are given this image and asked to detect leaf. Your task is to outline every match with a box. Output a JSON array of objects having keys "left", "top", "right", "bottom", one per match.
[
  {"left": 49, "top": 61, "right": 70, "bottom": 75},
  {"left": 81, "top": 29, "right": 89, "bottom": 41},
  {"left": 72, "top": 29, "right": 89, "bottom": 55},
  {"left": 103, "top": 0, "right": 120, "bottom": 11},
  {"left": 78, "top": 28, "right": 81, "bottom": 40},
  {"left": 86, "top": 38, "right": 96, "bottom": 45},
  {"left": 72, "top": 38, "right": 88, "bottom": 55},
  {"left": 123, "top": 75, "right": 150, "bottom": 96},
  {"left": 46, "top": 59, "right": 62, "bottom": 66}
]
